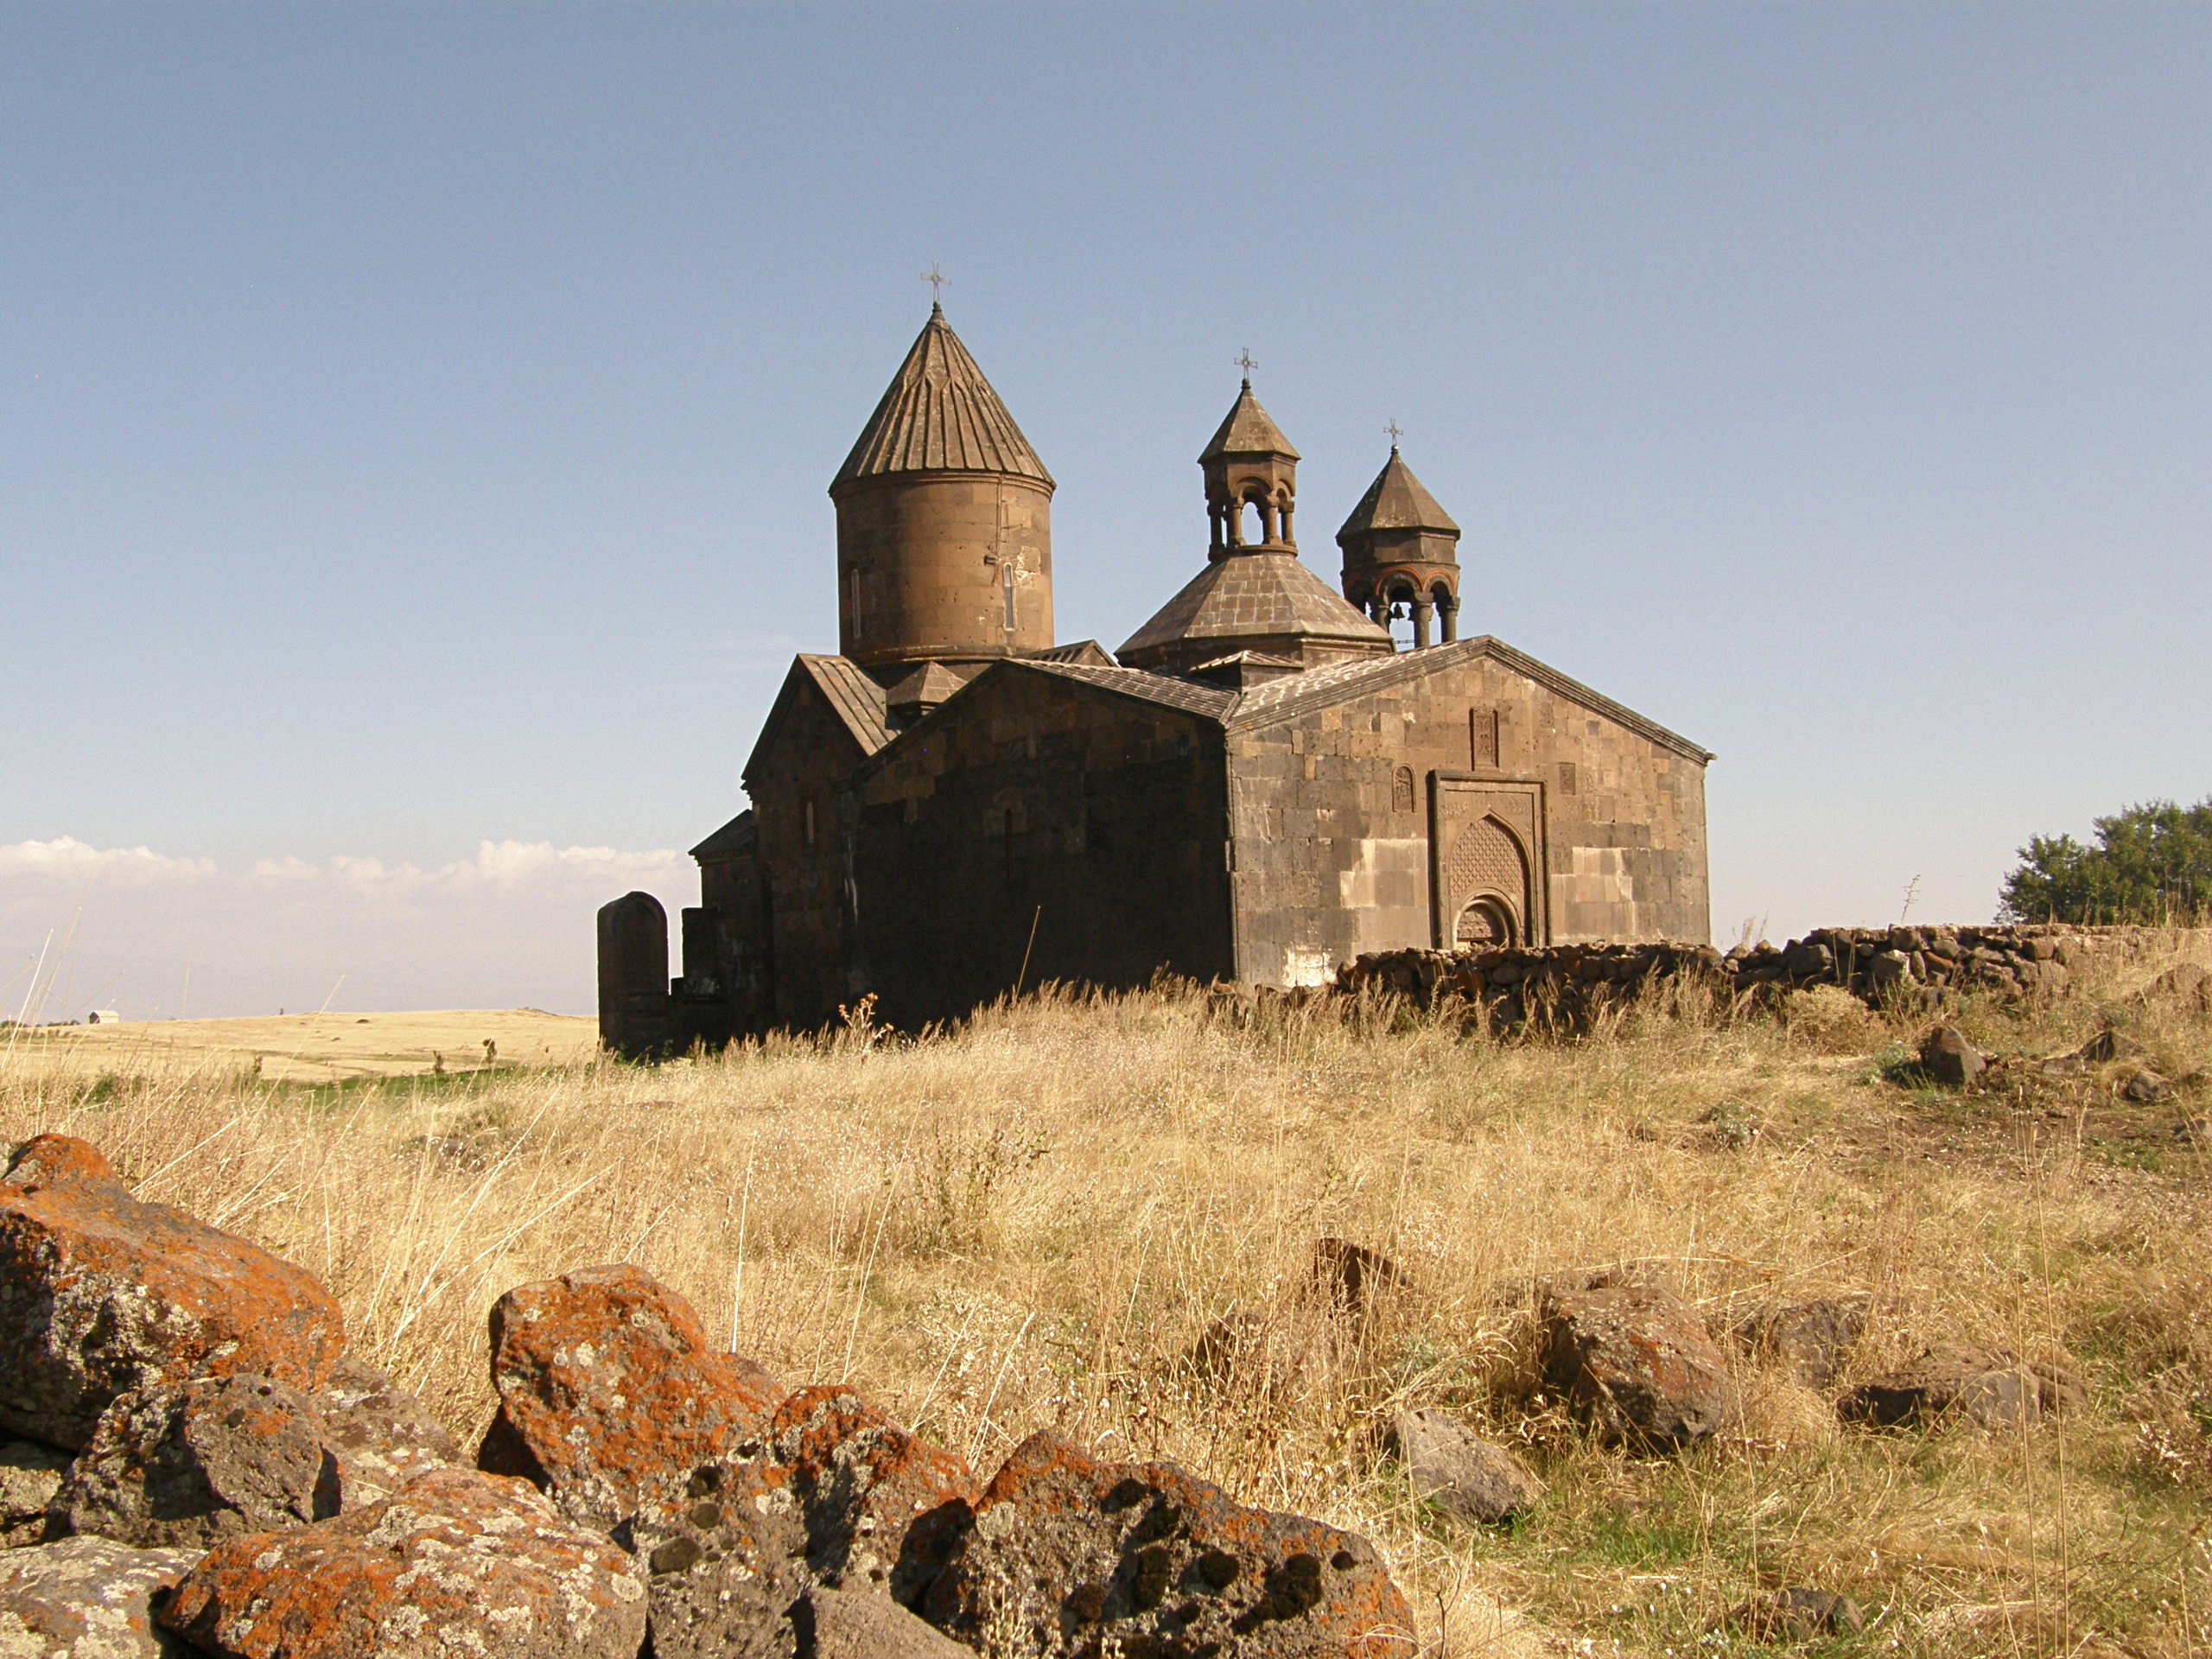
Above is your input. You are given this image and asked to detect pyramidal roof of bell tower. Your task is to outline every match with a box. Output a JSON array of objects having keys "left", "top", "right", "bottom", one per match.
[
  {"left": 1198, "top": 378, "right": 1300, "bottom": 462},
  {"left": 830, "top": 305, "right": 1055, "bottom": 493}
]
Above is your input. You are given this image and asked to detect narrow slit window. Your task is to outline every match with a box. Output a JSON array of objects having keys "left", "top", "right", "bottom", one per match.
[
  {"left": 1002, "top": 560, "right": 1017, "bottom": 630},
  {"left": 803, "top": 798, "right": 817, "bottom": 848}
]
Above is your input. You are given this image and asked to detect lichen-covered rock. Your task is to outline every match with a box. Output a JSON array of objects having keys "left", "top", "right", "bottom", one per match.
[
  {"left": 0, "top": 1440, "right": 69, "bottom": 1548},
  {"left": 629, "top": 1453, "right": 810, "bottom": 1659},
  {"left": 1839, "top": 1345, "right": 2046, "bottom": 1430},
  {"left": 768, "top": 1386, "right": 977, "bottom": 1604},
  {"left": 1917, "top": 1026, "right": 1985, "bottom": 1088},
  {"left": 311, "top": 1357, "right": 456, "bottom": 1509},
  {"left": 925, "top": 1430, "right": 1413, "bottom": 1658},
  {"left": 1541, "top": 1279, "right": 1738, "bottom": 1450},
  {"left": 1387, "top": 1411, "right": 1541, "bottom": 1525},
  {"left": 629, "top": 1384, "right": 978, "bottom": 1657},
  {"left": 0, "top": 1535, "right": 200, "bottom": 1656},
  {"left": 157, "top": 1466, "right": 646, "bottom": 1659},
  {"left": 49, "top": 1375, "right": 339, "bottom": 1549},
  {"left": 0, "top": 1135, "right": 346, "bottom": 1450},
  {"left": 476, "top": 1263, "right": 782, "bottom": 1529}
]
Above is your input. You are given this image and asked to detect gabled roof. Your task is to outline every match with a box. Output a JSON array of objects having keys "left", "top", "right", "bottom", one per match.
[
  {"left": 1198, "top": 380, "right": 1299, "bottom": 462},
  {"left": 1022, "top": 639, "right": 1117, "bottom": 668},
  {"left": 1338, "top": 448, "right": 1459, "bottom": 539},
  {"left": 1118, "top": 552, "right": 1389, "bottom": 664},
  {"left": 830, "top": 307, "right": 1053, "bottom": 493},
  {"left": 742, "top": 654, "right": 892, "bottom": 784},
  {"left": 1224, "top": 636, "right": 1713, "bottom": 761},
  {"left": 690, "top": 809, "right": 755, "bottom": 861},
  {"left": 1012, "top": 659, "right": 1239, "bottom": 719}
]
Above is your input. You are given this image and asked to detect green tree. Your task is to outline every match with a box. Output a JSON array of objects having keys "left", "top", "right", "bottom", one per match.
[{"left": 1999, "top": 797, "right": 2212, "bottom": 924}]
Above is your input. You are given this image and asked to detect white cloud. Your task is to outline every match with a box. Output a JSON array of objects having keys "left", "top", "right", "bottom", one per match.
[{"left": 2, "top": 838, "right": 694, "bottom": 1020}]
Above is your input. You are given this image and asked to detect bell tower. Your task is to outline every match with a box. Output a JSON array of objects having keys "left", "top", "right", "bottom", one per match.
[
  {"left": 1337, "top": 435, "right": 1462, "bottom": 648},
  {"left": 829, "top": 303, "right": 1056, "bottom": 670},
  {"left": 1199, "top": 357, "right": 1300, "bottom": 559}
]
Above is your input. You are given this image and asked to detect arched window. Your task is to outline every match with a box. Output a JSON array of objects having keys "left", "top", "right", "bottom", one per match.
[
  {"left": 1385, "top": 582, "right": 1418, "bottom": 652},
  {"left": 1238, "top": 499, "right": 1264, "bottom": 546}
]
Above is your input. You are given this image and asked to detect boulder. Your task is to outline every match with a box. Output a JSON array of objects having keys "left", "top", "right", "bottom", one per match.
[
  {"left": 1387, "top": 1410, "right": 1541, "bottom": 1525},
  {"left": 476, "top": 1263, "right": 782, "bottom": 1529},
  {"left": 1732, "top": 1296, "right": 1870, "bottom": 1389},
  {"left": 925, "top": 1430, "right": 1413, "bottom": 1658},
  {"left": 630, "top": 1384, "right": 979, "bottom": 1657},
  {"left": 1917, "top": 1027, "right": 1985, "bottom": 1089},
  {"left": 1541, "top": 1280, "right": 1738, "bottom": 1451},
  {"left": 158, "top": 1466, "right": 646, "bottom": 1659},
  {"left": 0, "top": 1440, "right": 68, "bottom": 1548},
  {"left": 1839, "top": 1345, "right": 2047, "bottom": 1430},
  {"left": 0, "top": 1135, "right": 346, "bottom": 1449},
  {"left": 628, "top": 1453, "right": 810, "bottom": 1659},
  {"left": 312, "top": 1357, "right": 457, "bottom": 1508},
  {"left": 0, "top": 1535, "right": 200, "bottom": 1657},
  {"left": 49, "top": 1374, "right": 339, "bottom": 1548},
  {"left": 768, "top": 1385, "right": 977, "bottom": 1604}
]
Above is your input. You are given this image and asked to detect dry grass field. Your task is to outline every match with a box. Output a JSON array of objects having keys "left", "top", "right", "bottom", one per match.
[{"left": 3, "top": 941, "right": 2209, "bottom": 1659}]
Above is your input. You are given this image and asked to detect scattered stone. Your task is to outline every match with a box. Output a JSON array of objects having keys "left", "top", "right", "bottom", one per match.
[
  {"left": 0, "top": 1535, "right": 200, "bottom": 1657},
  {"left": 804, "top": 1583, "right": 972, "bottom": 1658},
  {"left": 2144, "top": 962, "right": 2212, "bottom": 1012},
  {"left": 1540, "top": 1280, "right": 1739, "bottom": 1451},
  {"left": 158, "top": 1466, "right": 646, "bottom": 1659},
  {"left": 1733, "top": 1296, "right": 1870, "bottom": 1390},
  {"left": 1387, "top": 1410, "right": 1541, "bottom": 1525},
  {"left": 48, "top": 1374, "right": 339, "bottom": 1549},
  {"left": 1311, "top": 1238, "right": 1403, "bottom": 1319},
  {"left": 925, "top": 1429, "right": 1413, "bottom": 1658},
  {"left": 1840, "top": 1345, "right": 2045, "bottom": 1430},
  {"left": 2121, "top": 1070, "right": 2174, "bottom": 1104},
  {"left": 2030, "top": 1359, "right": 2088, "bottom": 1417},
  {"left": 1699, "top": 1102, "right": 1762, "bottom": 1151},
  {"left": 1917, "top": 1027, "right": 1985, "bottom": 1089},
  {"left": 1739, "top": 1586, "right": 1866, "bottom": 1639},
  {"left": 0, "top": 1440, "right": 68, "bottom": 1548},
  {"left": 0, "top": 1135, "right": 346, "bottom": 1449},
  {"left": 313, "top": 1356, "right": 457, "bottom": 1508},
  {"left": 476, "top": 1263, "right": 783, "bottom": 1529}
]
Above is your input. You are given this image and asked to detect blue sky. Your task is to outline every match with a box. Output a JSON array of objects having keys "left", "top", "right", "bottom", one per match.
[{"left": 3, "top": 4, "right": 2207, "bottom": 1016}]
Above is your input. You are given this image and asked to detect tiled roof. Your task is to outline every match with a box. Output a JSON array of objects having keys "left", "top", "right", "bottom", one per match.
[
  {"left": 690, "top": 809, "right": 755, "bottom": 861},
  {"left": 1013, "top": 660, "right": 1238, "bottom": 721},
  {"left": 1022, "top": 639, "right": 1116, "bottom": 667},
  {"left": 795, "top": 654, "right": 893, "bottom": 753},
  {"left": 1118, "top": 552, "right": 1389, "bottom": 663},
  {"left": 1198, "top": 380, "right": 1299, "bottom": 462},
  {"left": 1338, "top": 448, "right": 1459, "bottom": 538},
  {"left": 830, "top": 307, "right": 1053, "bottom": 492},
  {"left": 885, "top": 661, "right": 969, "bottom": 711}
]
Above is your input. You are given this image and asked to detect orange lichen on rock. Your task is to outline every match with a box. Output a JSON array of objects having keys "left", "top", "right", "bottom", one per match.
[
  {"left": 159, "top": 1465, "right": 647, "bottom": 1659},
  {"left": 475, "top": 1262, "right": 784, "bottom": 1529},
  {"left": 0, "top": 1135, "right": 346, "bottom": 1450},
  {"left": 927, "top": 1429, "right": 1414, "bottom": 1658}
]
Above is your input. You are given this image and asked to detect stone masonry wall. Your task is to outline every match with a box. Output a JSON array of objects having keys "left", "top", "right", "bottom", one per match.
[
  {"left": 1335, "top": 925, "right": 2173, "bottom": 1030},
  {"left": 1227, "top": 646, "right": 1710, "bottom": 988}
]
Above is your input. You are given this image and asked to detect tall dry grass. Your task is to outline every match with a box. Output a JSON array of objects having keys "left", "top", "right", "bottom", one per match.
[{"left": 3, "top": 937, "right": 2209, "bottom": 1658}]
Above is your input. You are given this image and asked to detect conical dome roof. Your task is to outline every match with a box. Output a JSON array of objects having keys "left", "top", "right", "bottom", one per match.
[
  {"left": 831, "top": 307, "right": 1054, "bottom": 493},
  {"left": 1338, "top": 448, "right": 1459, "bottom": 539},
  {"left": 1198, "top": 380, "right": 1300, "bottom": 462}
]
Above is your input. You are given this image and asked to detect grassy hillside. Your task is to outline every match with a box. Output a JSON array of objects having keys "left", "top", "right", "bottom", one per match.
[{"left": 4, "top": 941, "right": 2208, "bottom": 1657}]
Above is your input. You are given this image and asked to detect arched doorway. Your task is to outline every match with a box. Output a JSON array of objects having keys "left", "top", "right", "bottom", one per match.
[
  {"left": 1454, "top": 895, "right": 1517, "bottom": 948},
  {"left": 1445, "top": 813, "right": 1530, "bottom": 950}
]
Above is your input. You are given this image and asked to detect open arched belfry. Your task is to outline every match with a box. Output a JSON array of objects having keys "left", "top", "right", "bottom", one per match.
[{"left": 599, "top": 308, "right": 1712, "bottom": 1049}]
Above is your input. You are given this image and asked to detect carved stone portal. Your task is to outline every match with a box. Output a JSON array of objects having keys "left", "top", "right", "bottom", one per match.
[{"left": 1428, "top": 775, "right": 1546, "bottom": 950}]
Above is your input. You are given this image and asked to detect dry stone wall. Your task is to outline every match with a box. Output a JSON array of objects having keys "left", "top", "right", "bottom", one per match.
[{"left": 1332, "top": 925, "right": 2177, "bottom": 1029}]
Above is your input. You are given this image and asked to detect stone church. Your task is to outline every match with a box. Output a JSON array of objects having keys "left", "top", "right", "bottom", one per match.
[{"left": 598, "top": 305, "right": 1711, "bottom": 1046}]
